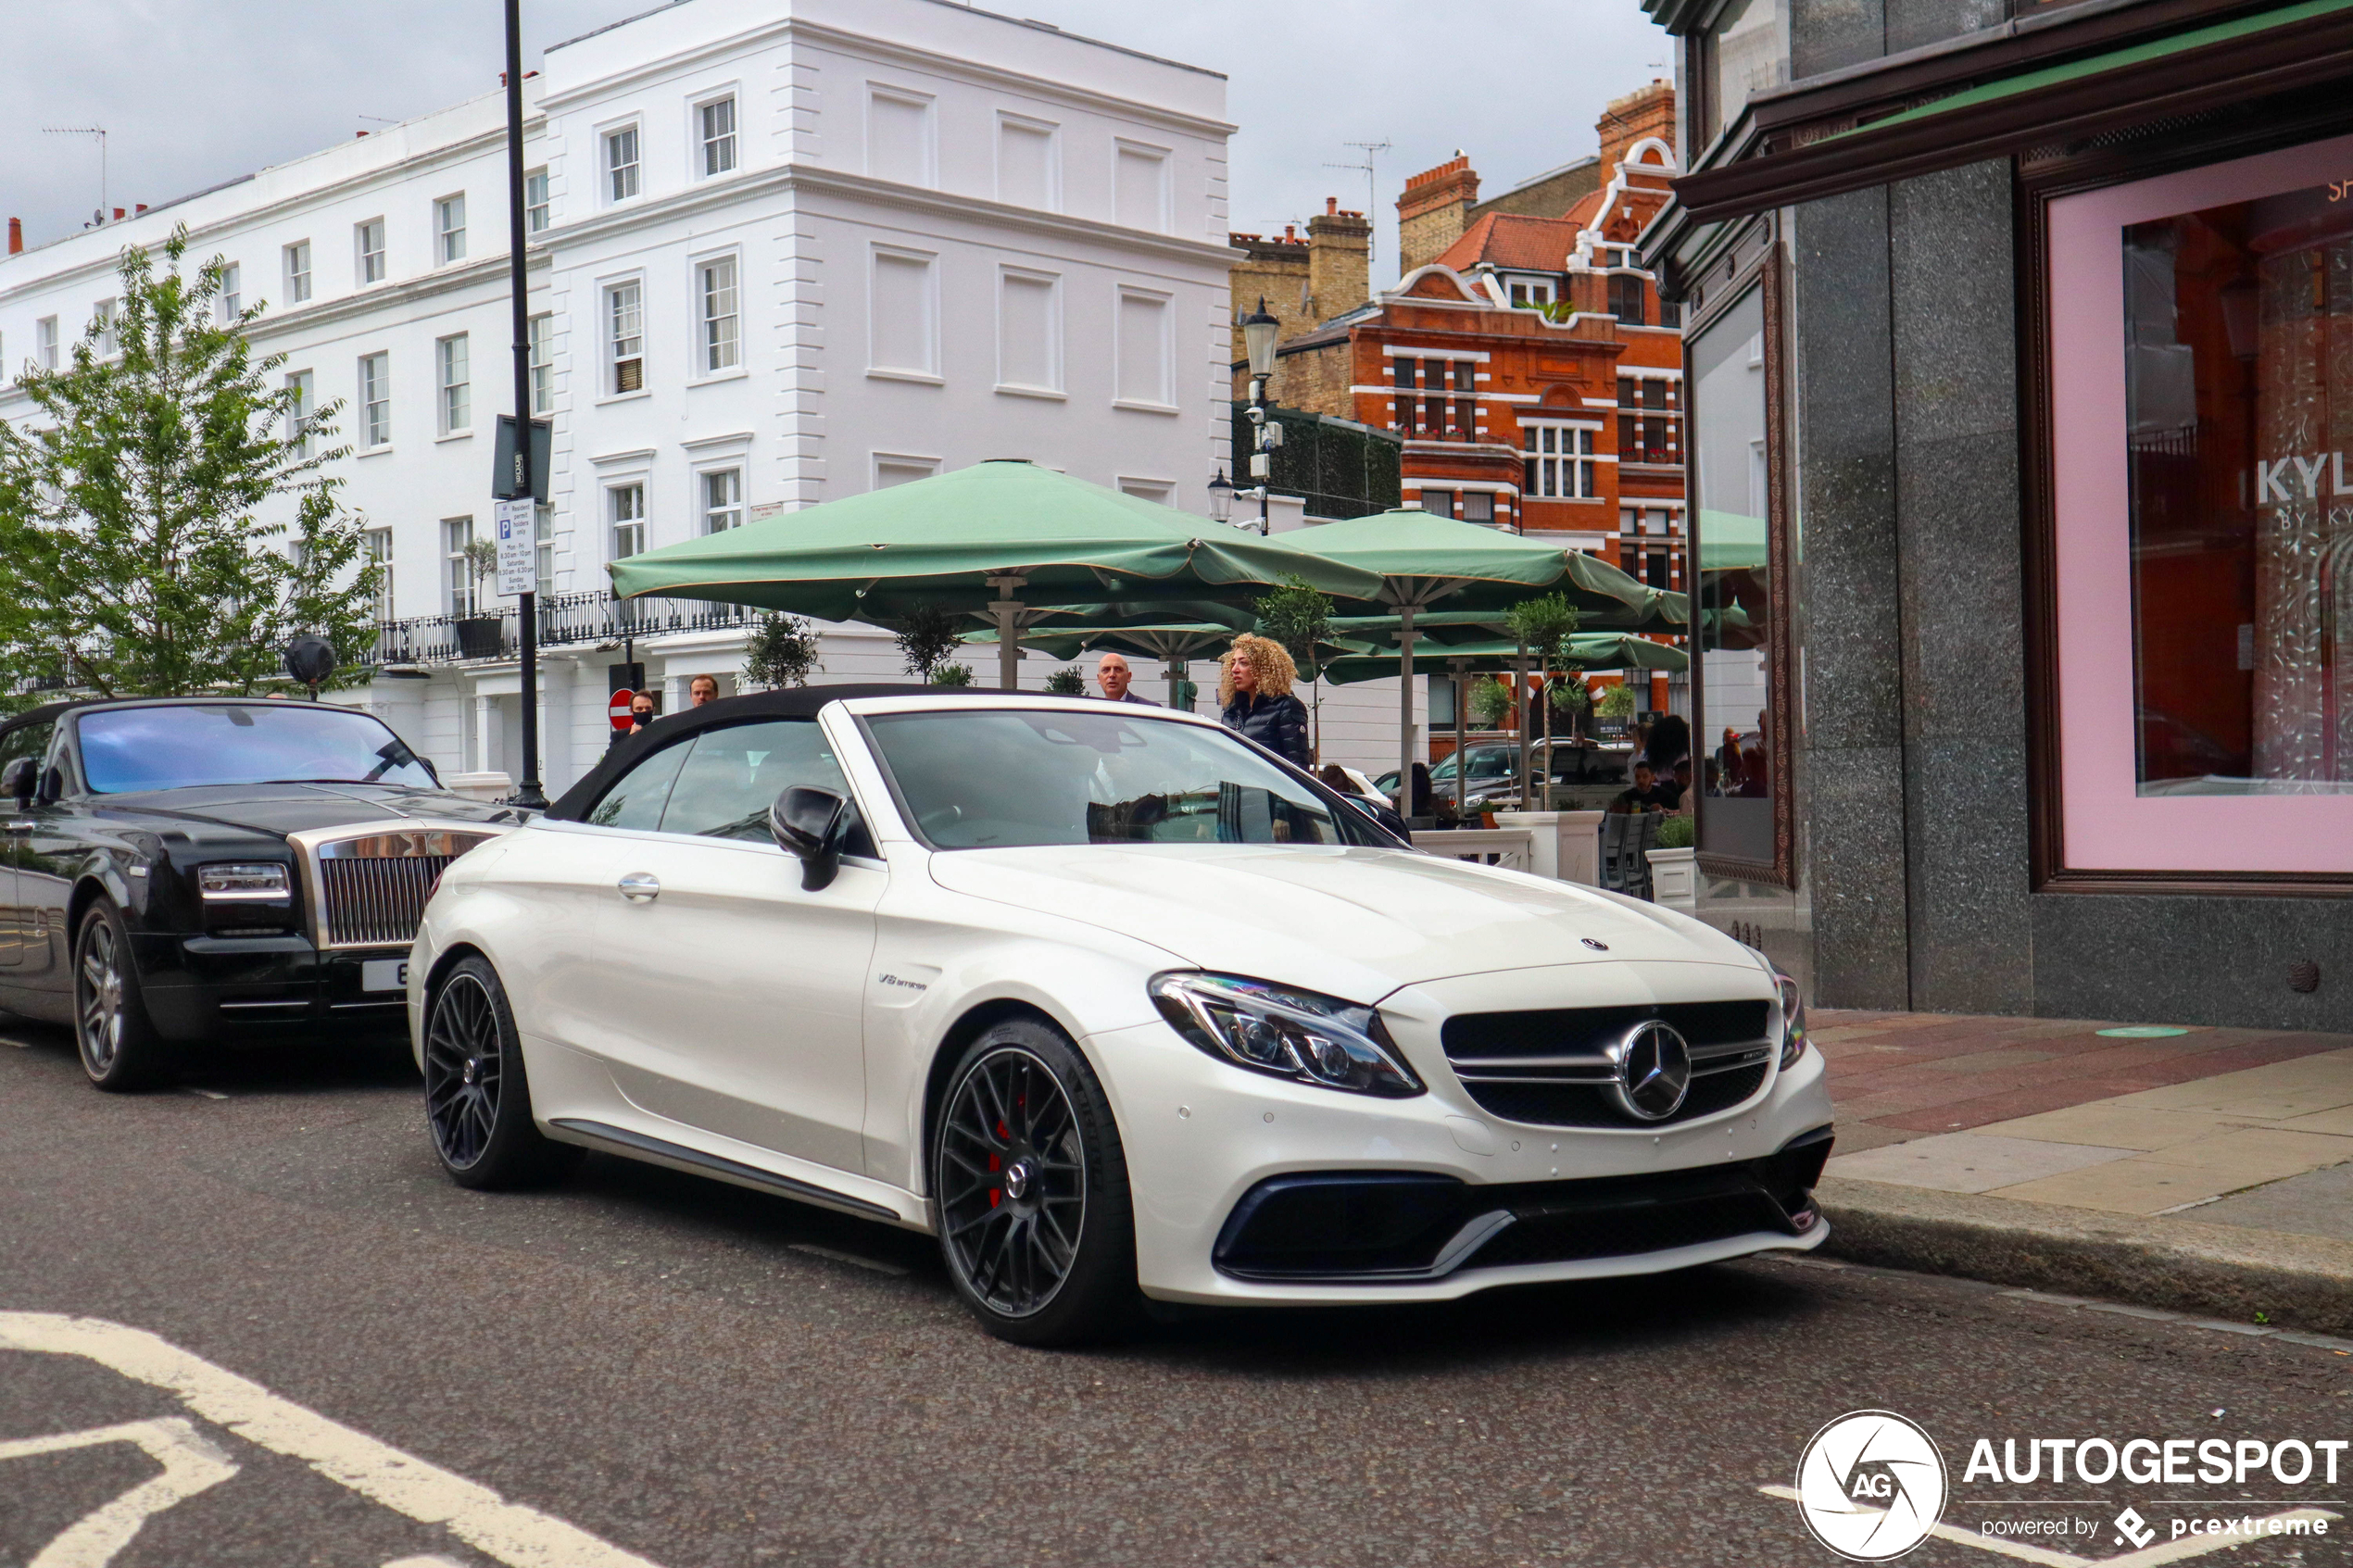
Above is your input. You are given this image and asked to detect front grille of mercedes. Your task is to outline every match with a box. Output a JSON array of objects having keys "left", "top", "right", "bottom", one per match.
[
  {"left": 1440, "top": 999, "right": 1775, "bottom": 1128},
  {"left": 318, "top": 856, "right": 454, "bottom": 947}
]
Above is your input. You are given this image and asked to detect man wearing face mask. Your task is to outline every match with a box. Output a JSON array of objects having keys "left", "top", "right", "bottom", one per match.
[{"left": 610, "top": 693, "right": 661, "bottom": 751}]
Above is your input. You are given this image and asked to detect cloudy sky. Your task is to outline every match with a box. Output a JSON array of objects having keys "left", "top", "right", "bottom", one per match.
[{"left": 3, "top": 0, "right": 1670, "bottom": 284}]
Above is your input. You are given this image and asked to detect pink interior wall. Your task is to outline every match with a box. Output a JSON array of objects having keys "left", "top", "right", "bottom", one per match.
[{"left": 2047, "top": 131, "right": 2353, "bottom": 874}]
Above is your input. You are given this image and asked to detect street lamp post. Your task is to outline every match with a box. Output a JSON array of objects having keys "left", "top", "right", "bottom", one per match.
[
  {"left": 1240, "top": 299, "right": 1281, "bottom": 536},
  {"left": 503, "top": 0, "right": 547, "bottom": 809}
]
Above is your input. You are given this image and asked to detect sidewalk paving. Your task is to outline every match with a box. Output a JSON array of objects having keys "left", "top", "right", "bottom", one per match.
[{"left": 1803, "top": 1009, "right": 2353, "bottom": 1332}]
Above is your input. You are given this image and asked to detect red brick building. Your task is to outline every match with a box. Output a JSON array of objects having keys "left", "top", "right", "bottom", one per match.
[{"left": 1265, "top": 83, "right": 1687, "bottom": 606}]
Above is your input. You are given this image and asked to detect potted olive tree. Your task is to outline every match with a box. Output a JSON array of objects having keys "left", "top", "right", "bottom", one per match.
[{"left": 455, "top": 538, "right": 503, "bottom": 659}]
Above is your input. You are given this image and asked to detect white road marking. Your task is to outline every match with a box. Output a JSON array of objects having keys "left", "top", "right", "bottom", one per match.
[
  {"left": 0, "top": 1418, "right": 239, "bottom": 1568},
  {"left": 1758, "top": 1486, "right": 2338, "bottom": 1566},
  {"left": 0, "top": 1313, "right": 663, "bottom": 1568}
]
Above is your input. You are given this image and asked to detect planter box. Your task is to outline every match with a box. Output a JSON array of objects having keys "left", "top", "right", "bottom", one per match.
[
  {"left": 455, "top": 616, "right": 504, "bottom": 659},
  {"left": 1646, "top": 845, "right": 1697, "bottom": 912}
]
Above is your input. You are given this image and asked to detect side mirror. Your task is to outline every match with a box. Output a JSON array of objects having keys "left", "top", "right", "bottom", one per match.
[
  {"left": 0, "top": 757, "right": 33, "bottom": 809},
  {"left": 770, "top": 784, "right": 847, "bottom": 891}
]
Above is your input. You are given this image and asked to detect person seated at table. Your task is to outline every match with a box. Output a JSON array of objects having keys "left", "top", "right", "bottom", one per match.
[
  {"left": 1654, "top": 758, "right": 1691, "bottom": 811},
  {"left": 1611, "top": 760, "right": 1666, "bottom": 813}
]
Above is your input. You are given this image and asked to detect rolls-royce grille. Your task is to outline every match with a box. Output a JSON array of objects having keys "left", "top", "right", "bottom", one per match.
[
  {"left": 319, "top": 855, "right": 455, "bottom": 947},
  {"left": 1440, "top": 1000, "right": 1774, "bottom": 1128}
]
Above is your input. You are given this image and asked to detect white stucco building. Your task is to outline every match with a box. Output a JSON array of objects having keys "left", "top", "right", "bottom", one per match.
[{"left": 1, "top": 0, "right": 1412, "bottom": 795}]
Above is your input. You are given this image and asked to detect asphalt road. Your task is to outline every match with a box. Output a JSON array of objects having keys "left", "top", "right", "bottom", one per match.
[{"left": 5, "top": 1021, "right": 2350, "bottom": 1568}]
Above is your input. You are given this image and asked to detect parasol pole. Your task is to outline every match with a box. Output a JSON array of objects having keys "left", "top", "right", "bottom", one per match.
[{"left": 987, "top": 574, "right": 1026, "bottom": 692}]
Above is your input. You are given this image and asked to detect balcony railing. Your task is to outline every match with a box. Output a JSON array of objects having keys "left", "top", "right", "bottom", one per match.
[{"left": 360, "top": 591, "right": 761, "bottom": 669}]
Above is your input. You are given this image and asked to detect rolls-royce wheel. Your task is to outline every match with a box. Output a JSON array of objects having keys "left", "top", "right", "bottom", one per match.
[
  {"left": 74, "top": 900, "right": 172, "bottom": 1092},
  {"left": 933, "top": 1019, "right": 1137, "bottom": 1347},
  {"left": 422, "top": 955, "right": 579, "bottom": 1190}
]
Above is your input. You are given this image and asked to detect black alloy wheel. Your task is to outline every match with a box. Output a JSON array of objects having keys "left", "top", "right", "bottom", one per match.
[
  {"left": 422, "top": 955, "right": 578, "bottom": 1189},
  {"left": 74, "top": 900, "right": 171, "bottom": 1091},
  {"left": 934, "top": 1020, "right": 1137, "bottom": 1346}
]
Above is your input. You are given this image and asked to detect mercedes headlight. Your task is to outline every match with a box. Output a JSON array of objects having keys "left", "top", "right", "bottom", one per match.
[
  {"left": 197, "top": 862, "right": 291, "bottom": 901},
  {"left": 1776, "top": 970, "right": 1808, "bottom": 1069},
  {"left": 1149, "top": 972, "right": 1423, "bottom": 1098}
]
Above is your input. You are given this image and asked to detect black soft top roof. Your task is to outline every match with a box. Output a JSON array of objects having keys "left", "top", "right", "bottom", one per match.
[{"left": 546, "top": 684, "right": 1100, "bottom": 821}]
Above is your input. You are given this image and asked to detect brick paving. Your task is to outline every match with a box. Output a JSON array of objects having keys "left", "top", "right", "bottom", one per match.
[{"left": 1812, "top": 1009, "right": 2353, "bottom": 1154}]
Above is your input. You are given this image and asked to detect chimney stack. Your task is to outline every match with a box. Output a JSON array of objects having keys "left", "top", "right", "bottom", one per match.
[
  {"left": 1307, "top": 198, "right": 1371, "bottom": 320},
  {"left": 1397, "top": 154, "right": 1479, "bottom": 276},
  {"left": 135, "top": 203, "right": 147, "bottom": 215},
  {"left": 1597, "top": 80, "right": 1678, "bottom": 171},
  {"left": 112, "top": 207, "right": 124, "bottom": 222},
  {"left": 7, "top": 218, "right": 21, "bottom": 255}
]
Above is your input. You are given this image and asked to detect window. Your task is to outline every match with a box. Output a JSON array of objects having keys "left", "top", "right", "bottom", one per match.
[
  {"left": 218, "top": 263, "right": 241, "bottom": 322},
  {"left": 1616, "top": 377, "right": 1680, "bottom": 465},
  {"left": 436, "top": 333, "right": 470, "bottom": 434},
  {"left": 1696, "top": 0, "right": 1787, "bottom": 151},
  {"left": 1421, "top": 489, "right": 1455, "bottom": 519},
  {"left": 607, "top": 281, "right": 644, "bottom": 395},
  {"left": 1688, "top": 282, "right": 1775, "bottom": 868},
  {"left": 35, "top": 317, "right": 57, "bottom": 371},
  {"left": 1510, "top": 278, "right": 1554, "bottom": 307},
  {"left": 285, "top": 370, "right": 315, "bottom": 458},
  {"left": 610, "top": 483, "right": 646, "bottom": 560},
  {"left": 868, "top": 247, "right": 937, "bottom": 378},
  {"left": 359, "top": 352, "right": 390, "bottom": 447},
  {"left": 866, "top": 87, "right": 935, "bottom": 187},
  {"left": 434, "top": 195, "right": 466, "bottom": 263},
  {"left": 365, "top": 527, "right": 394, "bottom": 620},
  {"left": 698, "top": 95, "right": 737, "bottom": 177},
  {"left": 1114, "top": 141, "right": 1170, "bottom": 232},
  {"left": 525, "top": 169, "right": 549, "bottom": 233},
  {"left": 1608, "top": 272, "right": 1647, "bottom": 326},
  {"left": 1461, "top": 491, "right": 1494, "bottom": 524},
  {"left": 1521, "top": 424, "right": 1598, "bottom": 499},
  {"left": 698, "top": 256, "right": 739, "bottom": 373},
  {"left": 606, "top": 126, "right": 641, "bottom": 202},
  {"left": 93, "top": 299, "right": 117, "bottom": 358},
  {"left": 874, "top": 454, "right": 939, "bottom": 489},
  {"left": 1390, "top": 357, "right": 1415, "bottom": 392},
  {"left": 701, "top": 469, "right": 744, "bottom": 533},
  {"left": 283, "top": 241, "right": 311, "bottom": 304},
  {"left": 357, "top": 220, "right": 385, "bottom": 284},
  {"left": 444, "top": 517, "right": 478, "bottom": 616},
  {"left": 528, "top": 313, "right": 552, "bottom": 414},
  {"left": 644, "top": 721, "right": 870, "bottom": 847},
  {"left": 997, "top": 114, "right": 1058, "bottom": 210},
  {"left": 997, "top": 268, "right": 1060, "bottom": 394},
  {"left": 535, "top": 505, "right": 555, "bottom": 599},
  {"left": 1115, "top": 288, "right": 1172, "bottom": 408}
]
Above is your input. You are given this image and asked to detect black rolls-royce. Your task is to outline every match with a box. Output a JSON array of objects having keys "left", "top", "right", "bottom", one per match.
[{"left": 0, "top": 696, "right": 521, "bottom": 1089}]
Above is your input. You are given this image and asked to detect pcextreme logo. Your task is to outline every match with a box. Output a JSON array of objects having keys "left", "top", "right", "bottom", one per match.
[{"left": 1795, "top": 1411, "right": 1949, "bottom": 1562}]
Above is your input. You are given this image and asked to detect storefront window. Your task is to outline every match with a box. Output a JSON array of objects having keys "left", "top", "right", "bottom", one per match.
[
  {"left": 2048, "top": 129, "right": 2353, "bottom": 875},
  {"left": 1691, "top": 283, "right": 1776, "bottom": 867}
]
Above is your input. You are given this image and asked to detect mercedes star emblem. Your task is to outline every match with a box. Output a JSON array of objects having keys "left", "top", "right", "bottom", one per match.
[
  {"left": 1580, "top": 937, "right": 1609, "bottom": 951},
  {"left": 1606, "top": 1019, "right": 1692, "bottom": 1122}
]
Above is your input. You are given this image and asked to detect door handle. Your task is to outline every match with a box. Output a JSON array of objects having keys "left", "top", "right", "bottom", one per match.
[{"left": 617, "top": 872, "right": 661, "bottom": 903}]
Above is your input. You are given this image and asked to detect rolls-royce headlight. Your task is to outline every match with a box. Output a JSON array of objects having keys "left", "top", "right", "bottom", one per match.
[
  {"left": 1776, "top": 971, "right": 1808, "bottom": 1069},
  {"left": 1149, "top": 972, "right": 1423, "bottom": 1098},
  {"left": 197, "top": 862, "right": 291, "bottom": 900}
]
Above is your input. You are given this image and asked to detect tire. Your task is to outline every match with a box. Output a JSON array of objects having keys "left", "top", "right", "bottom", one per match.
[
  {"left": 422, "top": 954, "right": 580, "bottom": 1190},
  {"left": 932, "top": 1018, "right": 1138, "bottom": 1348},
  {"left": 74, "top": 899, "right": 174, "bottom": 1091}
]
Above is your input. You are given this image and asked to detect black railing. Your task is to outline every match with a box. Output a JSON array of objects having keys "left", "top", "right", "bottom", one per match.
[{"left": 361, "top": 591, "right": 761, "bottom": 669}]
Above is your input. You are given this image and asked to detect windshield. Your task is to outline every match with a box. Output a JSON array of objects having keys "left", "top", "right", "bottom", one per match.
[
  {"left": 78, "top": 704, "right": 438, "bottom": 794},
  {"left": 866, "top": 709, "right": 1374, "bottom": 849}
]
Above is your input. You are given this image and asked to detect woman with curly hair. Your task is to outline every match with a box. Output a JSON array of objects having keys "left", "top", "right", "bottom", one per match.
[{"left": 1217, "top": 633, "right": 1312, "bottom": 769}]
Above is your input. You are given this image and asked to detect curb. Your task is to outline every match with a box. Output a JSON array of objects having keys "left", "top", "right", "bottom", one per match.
[{"left": 1816, "top": 1175, "right": 2353, "bottom": 1337}]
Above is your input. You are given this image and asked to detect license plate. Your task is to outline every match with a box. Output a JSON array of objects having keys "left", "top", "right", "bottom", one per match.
[{"left": 362, "top": 959, "right": 409, "bottom": 994}]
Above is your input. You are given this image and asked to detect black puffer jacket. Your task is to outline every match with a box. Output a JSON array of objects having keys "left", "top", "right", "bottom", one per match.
[{"left": 1221, "top": 691, "right": 1312, "bottom": 769}]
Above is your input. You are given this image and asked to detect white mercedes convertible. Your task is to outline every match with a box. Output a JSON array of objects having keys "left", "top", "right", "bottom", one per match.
[{"left": 410, "top": 686, "right": 1833, "bottom": 1345}]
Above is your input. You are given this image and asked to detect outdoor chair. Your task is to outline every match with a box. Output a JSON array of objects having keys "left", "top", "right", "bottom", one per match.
[{"left": 1598, "top": 810, "right": 1660, "bottom": 899}]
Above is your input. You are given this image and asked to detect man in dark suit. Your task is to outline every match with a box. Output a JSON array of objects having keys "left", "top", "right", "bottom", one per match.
[{"left": 1095, "top": 652, "right": 1156, "bottom": 705}]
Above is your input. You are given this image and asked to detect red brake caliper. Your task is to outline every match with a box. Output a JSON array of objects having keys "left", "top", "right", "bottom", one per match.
[{"left": 988, "top": 1118, "right": 1008, "bottom": 1207}]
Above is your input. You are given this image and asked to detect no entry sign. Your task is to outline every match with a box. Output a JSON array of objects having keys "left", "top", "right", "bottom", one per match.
[{"left": 609, "top": 690, "right": 637, "bottom": 733}]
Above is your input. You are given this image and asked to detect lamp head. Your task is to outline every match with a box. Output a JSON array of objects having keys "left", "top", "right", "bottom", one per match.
[{"left": 1241, "top": 297, "right": 1279, "bottom": 379}]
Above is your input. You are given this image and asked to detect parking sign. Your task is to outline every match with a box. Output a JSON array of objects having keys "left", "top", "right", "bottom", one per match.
[{"left": 494, "top": 495, "right": 536, "bottom": 597}]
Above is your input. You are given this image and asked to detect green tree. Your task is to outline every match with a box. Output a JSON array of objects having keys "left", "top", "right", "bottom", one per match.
[
  {"left": 0, "top": 227, "right": 379, "bottom": 705},
  {"left": 930, "top": 662, "right": 974, "bottom": 687},
  {"left": 1253, "top": 572, "right": 1333, "bottom": 759},
  {"left": 1044, "top": 666, "right": 1086, "bottom": 695},
  {"left": 1504, "top": 593, "right": 1580, "bottom": 796},
  {"left": 744, "top": 612, "right": 823, "bottom": 688},
  {"left": 892, "top": 604, "right": 967, "bottom": 683},
  {"left": 1596, "top": 683, "right": 1637, "bottom": 721}
]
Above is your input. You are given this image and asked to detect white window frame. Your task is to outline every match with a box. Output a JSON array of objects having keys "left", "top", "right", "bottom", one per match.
[
  {"left": 359, "top": 351, "right": 391, "bottom": 450},
  {"left": 865, "top": 244, "right": 940, "bottom": 383},
  {"left": 1117, "top": 477, "right": 1176, "bottom": 506},
  {"left": 694, "top": 250, "right": 741, "bottom": 377},
  {"left": 1113, "top": 137, "right": 1173, "bottom": 234},
  {"left": 93, "top": 299, "right": 118, "bottom": 358},
  {"left": 364, "top": 526, "right": 395, "bottom": 621},
  {"left": 995, "top": 265, "right": 1063, "bottom": 398},
  {"left": 604, "top": 276, "right": 646, "bottom": 397},
  {"left": 864, "top": 83, "right": 937, "bottom": 188},
  {"left": 602, "top": 121, "right": 643, "bottom": 205},
  {"left": 35, "top": 316, "right": 57, "bottom": 371},
  {"left": 1112, "top": 284, "right": 1176, "bottom": 413},
  {"left": 219, "top": 262, "right": 241, "bottom": 323},
  {"left": 283, "top": 241, "right": 312, "bottom": 304},
  {"left": 436, "top": 332, "right": 471, "bottom": 436},
  {"left": 994, "top": 111, "right": 1062, "bottom": 211},
  {"left": 285, "top": 370, "right": 315, "bottom": 458},
  {"left": 434, "top": 194, "right": 467, "bottom": 265},
  {"left": 693, "top": 90, "right": 739, "bottom": 180},
  {"left": 527, "top": 312, "right": 554, "bottom": 414},
  {"left": 535, "top": 504, "right": 555, "bottom": 599},
  {"left": 356, "top": 219, "right": 386, "bottom": 286},
  {"left": 609, "top": 483, "right": 648, "bottom": 561},
  {"left": 443, "top": 516, "right": 478, "bottom": 617},
  {"left": 524, "top": 168, "right": 550, "bottom": 233},
  {"left": 1520, "top": 420, "right": 1602, "bottom": 500},
  {"left": 872, "top": 451, "right": 941, "bottom": 490},
  {"left": 698, "top": 467, "right": 745, "bottom": 533}
]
